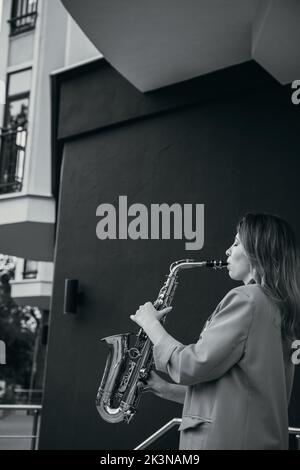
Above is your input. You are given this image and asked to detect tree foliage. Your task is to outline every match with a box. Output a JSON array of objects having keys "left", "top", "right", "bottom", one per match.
[{"left": 0, "top": 271, "right": 38, "bottom": 389}]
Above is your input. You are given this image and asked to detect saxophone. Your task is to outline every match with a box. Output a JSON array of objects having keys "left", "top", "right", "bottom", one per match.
[{"left": 96, "top": 259, "right": 227, "bottom": 424}]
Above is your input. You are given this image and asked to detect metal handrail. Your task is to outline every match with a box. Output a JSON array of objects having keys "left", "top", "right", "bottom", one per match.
[
  {"left": 0, "top": 405, "right": 42, "bottom": 411},
  {"left": 0, "top": 404, "right": 42, "bottom": 450},
  {"left": 135, "top": 418, "right": 181, "bottom": 450},
  {"left": 289, "top": 427, "right": 300, "bottom": 435},
  {"left": 134, "top": 418, "right": 300, "bottom": 450}
]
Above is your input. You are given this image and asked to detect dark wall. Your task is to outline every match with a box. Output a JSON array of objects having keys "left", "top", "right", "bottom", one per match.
[{"left": 40, "top": 60, "right": 300, "bottom": 449}]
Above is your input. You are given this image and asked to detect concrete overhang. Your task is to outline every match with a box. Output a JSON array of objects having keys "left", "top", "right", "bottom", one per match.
[
  {"left": 61, "top": 0, "right": 300, "bottom": 92},
  {"left": 11, "top": 280, "right": 52, "bottom": 310},
  {"left": 0, "top": 195, "right": 55, "bottom": 261}
]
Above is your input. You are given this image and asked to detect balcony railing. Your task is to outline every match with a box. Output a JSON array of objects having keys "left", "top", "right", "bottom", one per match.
[
  {"left": 8, "top": 0, "right": 38, "bottom": 36},
  {"left": 0, "top": 126, "right": 27, "bottom": 195}
]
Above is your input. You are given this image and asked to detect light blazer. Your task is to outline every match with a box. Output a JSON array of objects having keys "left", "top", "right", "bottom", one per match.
[{"left": 153, "top": 284, "right": 294, "bottom": 450}]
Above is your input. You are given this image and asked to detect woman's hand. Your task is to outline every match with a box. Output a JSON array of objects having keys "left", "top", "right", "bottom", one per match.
[
  {"left": 139, "top": 371, "right": 169, "bottom": 398},
  {"left": 139, "top": 371, "right": 187, "bottom": 404},
  {"left": 130, "top": 302, "right": 172, "bottom": 331}
]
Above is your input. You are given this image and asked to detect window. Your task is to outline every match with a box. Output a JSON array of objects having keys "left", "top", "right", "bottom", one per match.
[
  {"left": 23, "top": 259, "right": 38, "bottom": 279},
  {"left": 9, "top": 0, "right": 38, "bottom": 36},
  {"left": 0, "top": 254, "right": 16, "bottom": 280},
  {"left": 0, "top": 68, "right": 31, "bottom": 194}
]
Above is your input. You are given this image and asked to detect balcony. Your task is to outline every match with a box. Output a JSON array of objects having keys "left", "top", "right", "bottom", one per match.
[
  {"left": 0, "top": 125, "right": 27, "bottom": 195},
  {"left": 8, "top": 0, "right": 38, "bottom": 37},
  {"left": 10, "top": 258, "right": 53, "bottom": 310},
  {"left": 0, "top": 120, "right": 55, "bottom": 262}
]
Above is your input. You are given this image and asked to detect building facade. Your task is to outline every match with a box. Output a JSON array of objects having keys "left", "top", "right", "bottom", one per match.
[
  {"left": 0, "top": 0, "right": 100, "bottom": 303},
  {"left": 0, "top": 0, "right": 100, "bottom": 396}
]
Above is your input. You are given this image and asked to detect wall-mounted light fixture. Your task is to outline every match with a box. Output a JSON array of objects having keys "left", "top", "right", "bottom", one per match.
[{"left": 64, "top": 279, "right": 84, "bottom": 315}]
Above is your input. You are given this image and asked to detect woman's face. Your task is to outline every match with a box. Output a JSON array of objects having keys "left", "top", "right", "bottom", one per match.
[{"left": 226, "top": 233, "right": 253, "bottom": 284}]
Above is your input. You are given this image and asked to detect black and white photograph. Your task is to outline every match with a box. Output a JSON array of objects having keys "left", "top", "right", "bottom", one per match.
[{"left": 0, "top": 0, "right": 300, "bottom": 457}]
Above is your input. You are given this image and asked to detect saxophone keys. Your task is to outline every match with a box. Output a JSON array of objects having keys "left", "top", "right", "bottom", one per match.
[{"left": 128, "top": 347, "right": 141, "bottom": 360}]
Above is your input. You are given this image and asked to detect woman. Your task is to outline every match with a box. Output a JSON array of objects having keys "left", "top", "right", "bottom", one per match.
[{"left": 130, "top": 213, "right": 300, "bottom": 450}]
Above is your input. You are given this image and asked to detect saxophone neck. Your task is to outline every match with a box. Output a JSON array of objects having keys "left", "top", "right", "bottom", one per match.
[{"left": 170, "top": 259, "right": 227, "bottom": 274}]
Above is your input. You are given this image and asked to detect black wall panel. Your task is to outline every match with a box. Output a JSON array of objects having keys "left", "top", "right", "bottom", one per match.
[{"left": 40, "top": 61, "right": 300, "bottom": 449}]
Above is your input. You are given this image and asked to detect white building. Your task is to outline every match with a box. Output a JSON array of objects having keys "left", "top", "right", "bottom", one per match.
[{"left": 0, "top": 0, "right": 100, "bottom": 309}]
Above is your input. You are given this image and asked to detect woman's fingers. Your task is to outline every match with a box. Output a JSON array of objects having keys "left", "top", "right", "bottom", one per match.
[
  {"left": 137, "top": 380, "right": 151, "bottom": 393},
  {"left": 130, "top": 303, "right": 172, "bottom": 326},
  {"left": 156, "top": 306, "right": 172, "bottom": 320}
]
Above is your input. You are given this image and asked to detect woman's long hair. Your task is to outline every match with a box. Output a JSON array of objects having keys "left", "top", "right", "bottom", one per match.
[{"left": 237, "top": 213, "right": 300, "bottom": 340}]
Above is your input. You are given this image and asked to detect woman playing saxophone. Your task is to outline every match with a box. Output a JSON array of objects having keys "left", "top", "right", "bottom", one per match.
[{"left": 130, "top": 213, "right": 300, "bottom": 450}]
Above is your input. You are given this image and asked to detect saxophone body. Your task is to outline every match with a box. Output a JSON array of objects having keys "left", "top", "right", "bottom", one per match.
[{"left": 96, "top": 259, "right": 227, "bottom": 424}]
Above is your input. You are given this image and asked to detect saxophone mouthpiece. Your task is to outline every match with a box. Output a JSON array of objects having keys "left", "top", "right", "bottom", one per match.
[{"left": 206, "top": 260, "right": 228, "bottom": 269}]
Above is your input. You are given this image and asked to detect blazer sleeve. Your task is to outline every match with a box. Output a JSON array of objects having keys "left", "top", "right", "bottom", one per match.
[{"left": 153, "top": 287, "right": 254, "bottom": 385}]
